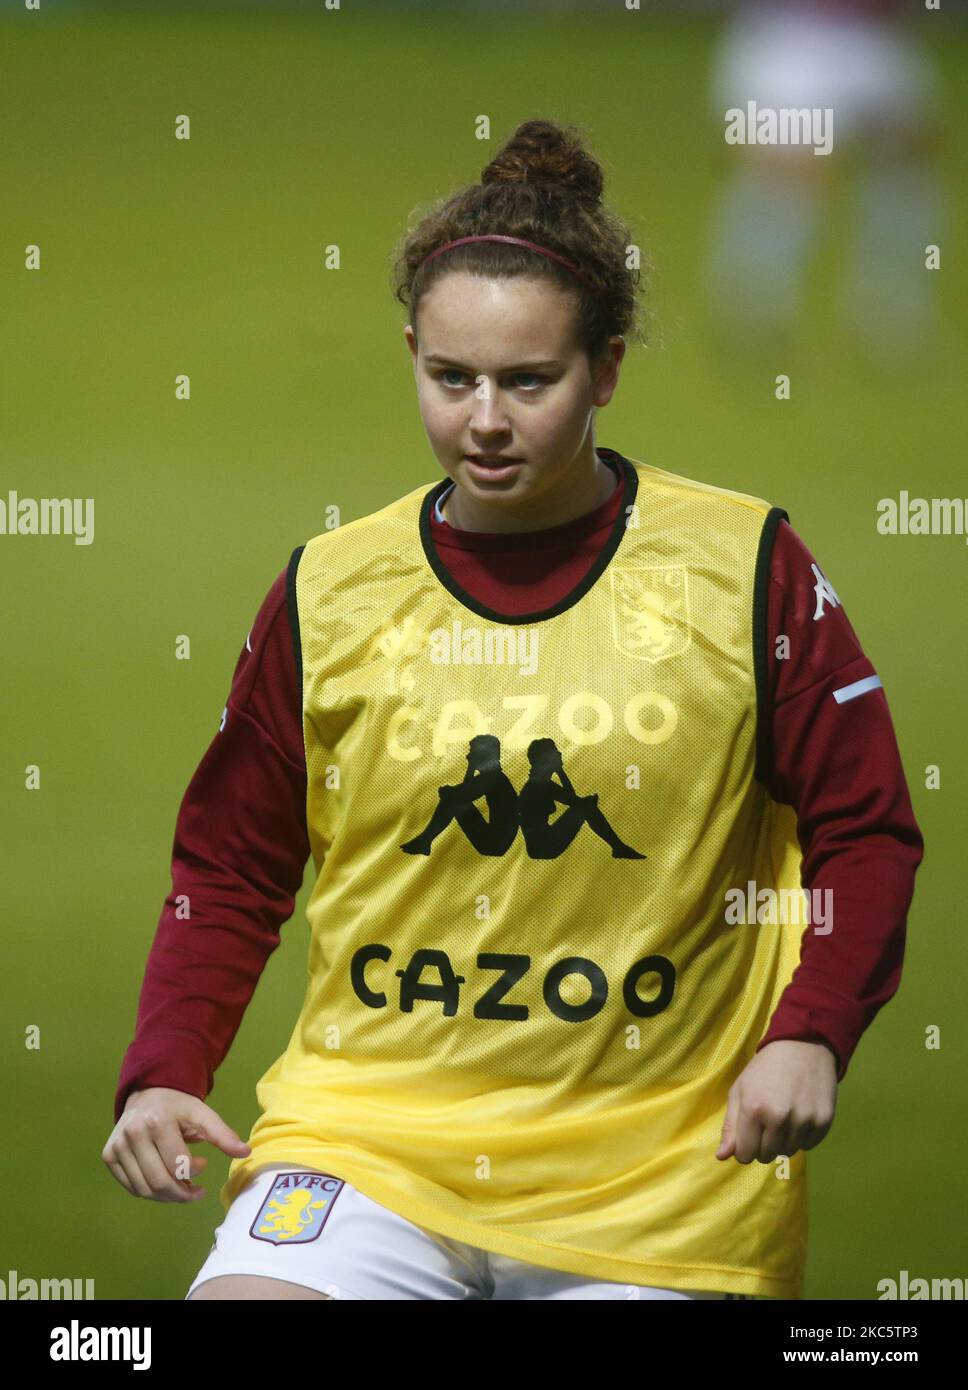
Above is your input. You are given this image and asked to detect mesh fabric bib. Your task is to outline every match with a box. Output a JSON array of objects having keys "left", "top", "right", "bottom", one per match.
[{"left": 221, "top": 453, "right": 807, "bottom": 1297}]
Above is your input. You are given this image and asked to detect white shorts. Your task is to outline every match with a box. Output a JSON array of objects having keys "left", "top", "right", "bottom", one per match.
[{"left": 186, "top": 1164, "right": 754, "bottom": 1301}]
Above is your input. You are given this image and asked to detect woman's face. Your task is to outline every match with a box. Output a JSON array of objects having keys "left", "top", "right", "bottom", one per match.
[{"left": 404, "top": 272, "right": 624, "bottom": 532}]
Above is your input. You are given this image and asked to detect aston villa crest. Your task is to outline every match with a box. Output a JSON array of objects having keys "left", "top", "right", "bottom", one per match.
[
  {"left": 610, "top": 566, "right": 691, "bottom": 663},
  {"left": 248, "top": 1172, "right": 344, "bottom": 1246}
]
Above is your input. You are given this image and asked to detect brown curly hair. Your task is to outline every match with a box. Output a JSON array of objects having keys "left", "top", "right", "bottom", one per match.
[{"left": 390, "top": 118, "right": 650, "bottom": 367}]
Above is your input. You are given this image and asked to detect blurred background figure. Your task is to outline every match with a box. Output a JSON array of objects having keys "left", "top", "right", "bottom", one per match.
[{"left": 704, "top": 0, "right": 947, "bottom": 366}]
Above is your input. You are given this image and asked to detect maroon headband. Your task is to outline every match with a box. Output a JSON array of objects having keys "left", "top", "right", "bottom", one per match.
[{"left": 420, "top": 234, "right": 587, "bottom": 283}]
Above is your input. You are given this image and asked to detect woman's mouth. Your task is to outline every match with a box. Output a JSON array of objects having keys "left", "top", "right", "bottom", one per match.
[{"left": 464, "top": 455, "right": 523, "bottom": 482}]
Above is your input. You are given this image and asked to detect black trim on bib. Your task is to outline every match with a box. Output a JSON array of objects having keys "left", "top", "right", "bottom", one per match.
[
  {"left": 286, "top": 544, "right": 306, "bottom": 702},
  {"left": 417, "top": 448, "right": 639, "bottom": 625},
  {"left": 752, "top": 507, "right": 789, "bottom": 788}
]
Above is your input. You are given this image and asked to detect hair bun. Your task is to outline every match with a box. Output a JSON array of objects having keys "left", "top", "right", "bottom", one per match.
[{"left": 481, "top": 119, "right": 603, "bottom": 206}]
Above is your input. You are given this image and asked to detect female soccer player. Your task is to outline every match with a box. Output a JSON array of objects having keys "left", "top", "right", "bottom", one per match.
[{"left": 103, "top": 119, "right": 924, "bottom": 1301}]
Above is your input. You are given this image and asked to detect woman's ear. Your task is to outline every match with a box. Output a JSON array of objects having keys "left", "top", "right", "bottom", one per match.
[
  {"left": 592, "top": 336, "right": 626, "bottom": 406},
  {"left": 404, "top": 324, "right": 418, "bottom": 362}
]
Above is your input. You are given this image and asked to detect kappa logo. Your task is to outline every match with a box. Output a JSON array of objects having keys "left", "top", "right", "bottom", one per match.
[
  {"left": 249, "top": 1173, "right": 344, "bottom": 1246},
  {"left": 610, "top": 566, "right": 691, "bottom": 663},
  {"left": 401, "top": 734, "right": 645, "bottom": 860},
  {"left": 811, "top": 563, "right": 841, "bottom": 621}
]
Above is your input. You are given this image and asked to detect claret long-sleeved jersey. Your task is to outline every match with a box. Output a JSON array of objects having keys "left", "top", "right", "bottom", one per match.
[{"left": 115, "top": 448, "right": 924, "bottom": 1299}]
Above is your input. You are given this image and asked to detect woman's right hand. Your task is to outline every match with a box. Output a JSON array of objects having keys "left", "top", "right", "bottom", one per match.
[{"left": 102, "top": 1087, "right": 252, "bottom": 1202}]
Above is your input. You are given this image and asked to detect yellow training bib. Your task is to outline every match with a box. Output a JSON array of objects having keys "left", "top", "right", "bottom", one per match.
[{"left": 222, "top": 452, "right": 808, "bottom": 1298}]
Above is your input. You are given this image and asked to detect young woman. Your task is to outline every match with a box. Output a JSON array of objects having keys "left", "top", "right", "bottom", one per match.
[{"left": 104, "top": 119, "right": 924, "bottom": 1301}]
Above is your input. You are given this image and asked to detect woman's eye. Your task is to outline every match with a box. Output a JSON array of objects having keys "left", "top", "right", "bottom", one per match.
[{"left": 437, "top": 371, "right": 544, "bottom": 389}]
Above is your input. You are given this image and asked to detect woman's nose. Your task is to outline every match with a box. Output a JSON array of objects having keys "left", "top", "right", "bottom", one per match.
[{"left": 469, "top": 379, "right": 509, "bottom": 429}]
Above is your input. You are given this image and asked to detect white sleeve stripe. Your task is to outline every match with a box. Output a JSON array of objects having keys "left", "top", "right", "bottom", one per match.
[{"left": 832, "top": 674, "right": 883, "bottom": 704}]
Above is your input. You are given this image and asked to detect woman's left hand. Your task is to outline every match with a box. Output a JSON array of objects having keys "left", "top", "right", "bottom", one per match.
[{"left": 716, "top": 1039, "right": 838, "bottom": 1164}]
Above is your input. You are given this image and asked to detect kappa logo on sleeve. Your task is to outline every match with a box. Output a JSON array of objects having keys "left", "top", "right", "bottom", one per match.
[
  {"left": 811, "top": 563, "right": 841, "bottom": 621},
  {"left": 249, "top": 1172, "right": 345, "bottom": 1245}
]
